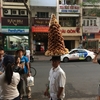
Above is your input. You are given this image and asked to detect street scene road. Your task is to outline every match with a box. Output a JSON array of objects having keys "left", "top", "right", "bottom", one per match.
[{"left": 23, "top": 59, "right": 100, "bottom": 100}]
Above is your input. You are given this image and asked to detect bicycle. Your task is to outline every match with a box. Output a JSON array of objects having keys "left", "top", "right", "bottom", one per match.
[{"left": 30, "top": 66, "right": 37, "bottom": 77}]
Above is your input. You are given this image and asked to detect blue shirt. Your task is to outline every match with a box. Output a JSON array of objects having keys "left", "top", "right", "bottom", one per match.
[{"left": 20, "top": 56, "right": 29, "bottom": 74}]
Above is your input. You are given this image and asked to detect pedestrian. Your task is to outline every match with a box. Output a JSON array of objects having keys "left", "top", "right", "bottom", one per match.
[
  {"left": 0, "top": 55, "right": 20, "bottom": 100},
  {"left": 44, "top": 56, "right": 66, "bottom": 100},
  {"left": 14, "top": 56, "right": 24, "bottom": 95},
  {"left": 0, "top": 46, "right": 5, "bottom": 99},
  {"left": 0, "top": 46, "right": 5, "bottom": 75},
  {"left": 16, "top": 49, "right": 31, "bottom": 99}
]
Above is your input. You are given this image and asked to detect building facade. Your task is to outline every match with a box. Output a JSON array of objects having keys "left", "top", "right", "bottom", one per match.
[
  {"left": 82, "top": 0, "right": 100, "bottom": 50},
  {"left": 30, "top": 0, "right": 57, "bottom": 55},
  {"left": 30, "top": 0, "right": 82, "bottom": 55},
  {"left": 1, "top": 0, "right": 29, "bottom": 54},
  {"left": 57, "top": 0, "right": 82, "bottom": 50}
]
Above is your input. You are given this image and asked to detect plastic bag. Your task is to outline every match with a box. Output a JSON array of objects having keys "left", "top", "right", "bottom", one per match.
[{"left": 27, "top": 76, "right": 34, "bottom": 87}]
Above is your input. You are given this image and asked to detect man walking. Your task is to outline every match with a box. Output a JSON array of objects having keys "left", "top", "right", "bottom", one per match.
[
  {"left": 16, "top": 49, "right": 31, "bottom": 99},
  {"left": 44, "top": 56, "right": 66, "bottom": 100}
]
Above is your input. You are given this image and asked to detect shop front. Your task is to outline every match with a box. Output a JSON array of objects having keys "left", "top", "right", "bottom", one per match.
[
  {"left": 83, "top": 26, "right": 100, "bottom": 50},
  {"left": 32, "top": 17, "right": 49, "bottom": 55},
  {"left": 61, "top": 27, "right": 82, "bottom": 50},
  {"left": 32, "top": 26, "right": 48, "bottom": 55},
  {"left": 1, "top": 17, "right": 29, "bottom": 54}
]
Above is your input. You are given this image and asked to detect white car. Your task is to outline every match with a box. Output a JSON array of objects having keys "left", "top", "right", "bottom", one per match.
[{"left": 61, "top": 48, "right": 95, "bottom": 62}]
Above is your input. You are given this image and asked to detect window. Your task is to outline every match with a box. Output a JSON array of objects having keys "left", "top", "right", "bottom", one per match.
[
  {"left": 59, "top": 17, "right": 79, "bottom": 27},
  {"left": 83, "top": 18, "right": 97, "bottom": 26},
  {"left": 87, "top": 20, "right": 89, "bottom": 26},
  {"left": 37, "top": 12, "right": 49, "bottom": 18},
  {"left": 4, "top": 36, "right": 29, "bottom": 50}
]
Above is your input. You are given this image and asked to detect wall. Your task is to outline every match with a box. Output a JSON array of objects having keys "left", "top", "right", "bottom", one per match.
[
  {"left": 31, "top": 7, "right": 56, "bottom": 17},
  {"left": 30, "top": 0, "right": 57, "bottom": 7}
]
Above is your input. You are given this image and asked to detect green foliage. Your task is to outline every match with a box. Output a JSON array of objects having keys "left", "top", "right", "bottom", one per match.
[{"left": 83, "top": 0, "right": 100, "bottom": 17}]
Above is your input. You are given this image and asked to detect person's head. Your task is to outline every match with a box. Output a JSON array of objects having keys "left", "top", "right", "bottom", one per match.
[
  {"left": 16, "top": 49, "right": 24, "bottom": 58},
  {"left": 0, "top": 46, "right": 4, "bottom": 61},
  {"left": 50, "top": 56, "right": 60, "bottom": 68},
  {"left": 3, "top": 55, "right": 15, "bottom": 85},
  {"left": 15, "top": 56, "right": 20, "bottom": 65}
]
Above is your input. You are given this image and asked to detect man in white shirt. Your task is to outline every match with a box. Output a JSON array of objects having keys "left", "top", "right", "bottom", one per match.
[{"left": 44, "top": 56, "right": 66, "bottom": 100}]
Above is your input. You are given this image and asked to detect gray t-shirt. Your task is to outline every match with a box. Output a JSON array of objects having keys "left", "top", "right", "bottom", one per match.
[{"left": 0, "top": 57, "right": 4, "bottom": 72}]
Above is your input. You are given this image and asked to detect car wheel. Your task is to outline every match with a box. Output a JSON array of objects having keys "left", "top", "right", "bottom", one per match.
[
  {"left": 86, "top": 56, "right": 91, "bottom": 61},
  {"left": 63, "top": 57, "right": 69, "bottom": 62}
]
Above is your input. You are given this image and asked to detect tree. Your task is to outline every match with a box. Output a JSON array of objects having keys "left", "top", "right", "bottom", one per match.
[
  {"left": 83, "top": 0, "right": 100, "bottom": 17},
  {"left": 22, "top": 0, "right": 33, "bottom": 55}
]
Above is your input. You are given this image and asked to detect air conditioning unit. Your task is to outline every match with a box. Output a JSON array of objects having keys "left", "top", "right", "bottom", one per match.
[
  {"left": 12, "top": 9, "right": 19, "bottom": 15},
  {"left": 3, "top": 9, "right": 11, "bottom": 15},
  {"left": 20, "top": 10, "right": 27, "bottom": 16}
]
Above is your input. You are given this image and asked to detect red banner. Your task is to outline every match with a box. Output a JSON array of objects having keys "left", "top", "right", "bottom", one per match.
[{"left": 32, "top": 26, "right": 49, "bottom": 33}]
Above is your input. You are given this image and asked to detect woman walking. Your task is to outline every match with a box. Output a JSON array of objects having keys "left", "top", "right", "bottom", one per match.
[{"left": 0, "top": 55, "right": 20, "bottom": 100}]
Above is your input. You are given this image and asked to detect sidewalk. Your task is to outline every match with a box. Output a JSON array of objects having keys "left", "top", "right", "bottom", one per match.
[
  {"left": 22, "top": 92, "right": 97, "bottom": 100},
  {"left": 34, "top": 55, "right": 51, "bottom": 61}
]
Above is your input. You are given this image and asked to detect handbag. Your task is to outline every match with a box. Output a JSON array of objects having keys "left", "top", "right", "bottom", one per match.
[{"left": 27, "top": 75, "right": 34, "bottom": 87}]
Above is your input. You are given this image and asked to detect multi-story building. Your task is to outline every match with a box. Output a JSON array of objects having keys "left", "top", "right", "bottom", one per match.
[
  {"left": 30, "top": 0, "right": 57, "bottom": 54},
  {"left": 30, "top": 0, "right": 82, "bottom": 55},
  {"left": 82, "top": 0, "right": 100, "bottom": 50},
  {"left": 1, "top": 0, "right": 29, "bottom": 54},
  {"left": 57, "top": 0, "right": 82, "bottom": 50}
]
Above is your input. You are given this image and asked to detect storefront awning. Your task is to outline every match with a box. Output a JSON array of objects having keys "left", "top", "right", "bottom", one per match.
[{"left": 32, "top": 26, "right": 49, "bottom": 33}]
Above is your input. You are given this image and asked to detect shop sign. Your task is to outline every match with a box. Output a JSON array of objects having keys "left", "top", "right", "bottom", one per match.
[
  {"left": 32, "top": 26, "right": 49, "bottom": 32},
  {"left": 2, "top": 17, "right": 28, "bottom": 26},
  {"left": 2, "top": 26, "right": 29, "bottom": 34},
  {"left": 59, "top": 5, "right": 80, "bottom": 13},
  {"left": 33, "top": 17, "right": 50, "bottom": 26},
  {"left": 60, "top": 27, "right": 81, "bottom": 34},
  {"left": 83, "top": 26, "right": 99, "bottom": 33}
]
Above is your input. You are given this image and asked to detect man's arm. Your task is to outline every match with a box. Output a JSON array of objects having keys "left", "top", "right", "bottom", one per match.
[
  {"left": 57, "top": 87, "right": 63, "bottom": 99},
  {"left": 93, "top": 53, "right": 98, "bottom": 63}
]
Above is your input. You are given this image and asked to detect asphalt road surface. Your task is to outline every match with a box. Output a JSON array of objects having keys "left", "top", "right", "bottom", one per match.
[{"left": 23, "top": 60, "right": 100, "bottom": 100}]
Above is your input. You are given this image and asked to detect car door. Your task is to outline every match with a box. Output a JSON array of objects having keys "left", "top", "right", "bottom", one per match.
[
  {"left": 78, "top": 50, "right": 88, "bottom": 60},
  {"left": 68, "top": 50, "right": 79, "bottom": 60}
]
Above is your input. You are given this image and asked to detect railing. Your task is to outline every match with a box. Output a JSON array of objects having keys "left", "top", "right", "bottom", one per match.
[{"left": 3, "top": 0, "right": 27, "bottom": 3}]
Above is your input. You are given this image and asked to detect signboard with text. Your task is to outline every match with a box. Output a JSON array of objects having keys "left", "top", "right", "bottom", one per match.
[
  {"left": 61, "top": 27, "right": 82, "bottom": 36},
  {"left": 32, "top": 26, "right": 49, "bottom": 32},
  {"left": 2, "top": 17, "right": 28, "bottom": 26},
  {"left": 83, "top": 26, "right": 99, "bottom": 33},
  {"left": 2, "top": 26, "right": 29, "bottom": 34},
  {"left": 33, "top": 17, "right": 50, "bottom": 26},
  {"left": 59, "top": 5, "right": 80, "bottom": 13}
]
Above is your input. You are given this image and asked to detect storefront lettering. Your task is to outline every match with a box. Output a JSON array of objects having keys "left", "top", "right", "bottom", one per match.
[
  {"left": 60, "top": 28, "right": 80, "bottom": 33},
  {"left": 7, "top": 19, "right": 23, "bottom": 26},
  {"left": 60, "top": 5, "right": 79, "bottom": 10},
  {"left": 8, "top": 29, "right": 25, "bottom": 33}
]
